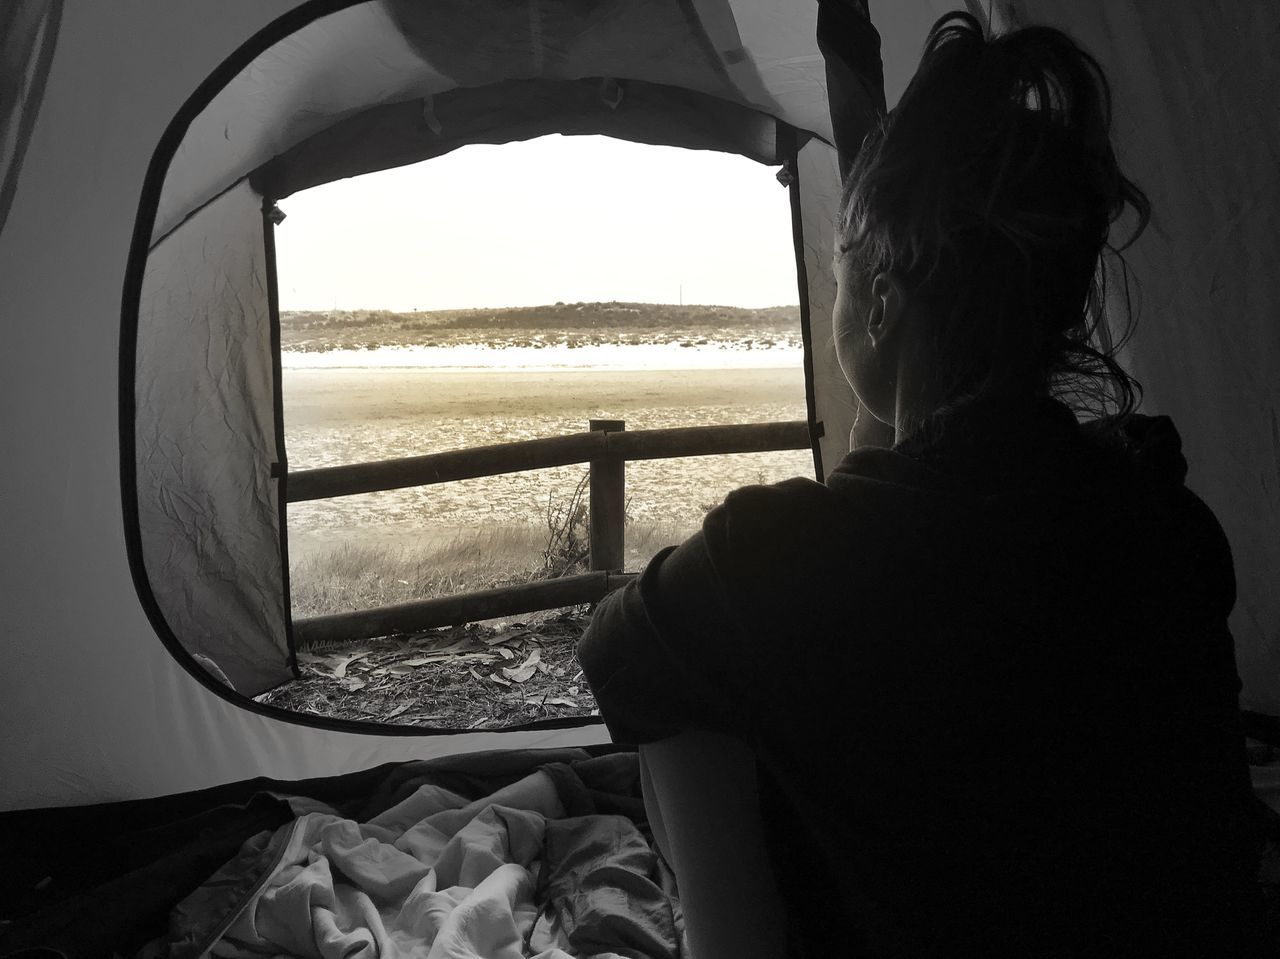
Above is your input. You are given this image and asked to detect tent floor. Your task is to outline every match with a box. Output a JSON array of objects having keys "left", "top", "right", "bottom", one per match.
[{"left": 3, "top": 742, "right": 1280, "bottom": 957}]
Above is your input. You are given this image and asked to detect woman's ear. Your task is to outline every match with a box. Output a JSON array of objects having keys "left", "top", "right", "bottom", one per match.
[{"left": 867, "top": 272, "right": 907, "bottom": 350}]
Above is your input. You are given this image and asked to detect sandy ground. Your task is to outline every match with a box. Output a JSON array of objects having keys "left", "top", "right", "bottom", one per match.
[{"left": 283, "top": 365, "right": 806, "bottom": 428}]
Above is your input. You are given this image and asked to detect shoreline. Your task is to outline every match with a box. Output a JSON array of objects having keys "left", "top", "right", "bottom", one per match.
[
  {"left": 281, "top": 342, "right": 803, "bottom": 373},
  {"left": 283, "top": 365, "right": 808, "bottom": 427}
]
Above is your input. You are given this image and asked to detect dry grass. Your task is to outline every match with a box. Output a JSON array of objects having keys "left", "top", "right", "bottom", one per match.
[
  {"left": 289, "top": 520, "right": 694, "bottom": 622},
  {"left": 289, "top": 526, "right": 548, "bottom": 620}
]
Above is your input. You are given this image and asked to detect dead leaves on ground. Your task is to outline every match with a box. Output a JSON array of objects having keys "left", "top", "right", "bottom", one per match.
[
  {"left": 261, "top": 612, "right": 597, "bottom": 729},
  {"left": 502, "top": 649, "right": 541, "bottom": 684}
]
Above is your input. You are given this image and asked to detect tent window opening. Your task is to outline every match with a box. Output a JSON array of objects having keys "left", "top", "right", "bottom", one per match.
[{"left": 264, "top": 134, "right": 813, "bottom": 728}]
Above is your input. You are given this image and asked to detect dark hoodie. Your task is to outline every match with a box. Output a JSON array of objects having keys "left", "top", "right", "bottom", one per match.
[{"left": 578, "top": 398, "right": 1260, "bottom": 957}]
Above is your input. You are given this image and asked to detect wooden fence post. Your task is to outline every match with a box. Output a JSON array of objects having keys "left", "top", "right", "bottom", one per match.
[{"left": 589, "top": 419, "right": 626, "bottom": 572}]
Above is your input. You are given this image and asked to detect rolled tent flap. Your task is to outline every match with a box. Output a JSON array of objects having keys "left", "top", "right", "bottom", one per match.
[
  {"left": 384, "top": 0, "right": 754, "bottom": 106},
  {"left": 815, "top": 0, "right": 886, "bottom": 180},
  {"left": 135, "top": 179, "right": 291, "bottom": 696}
]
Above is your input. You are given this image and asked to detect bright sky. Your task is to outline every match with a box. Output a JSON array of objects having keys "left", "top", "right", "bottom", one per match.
[{"left": 274, "top": 134, "right": 800, "bottom": 312}]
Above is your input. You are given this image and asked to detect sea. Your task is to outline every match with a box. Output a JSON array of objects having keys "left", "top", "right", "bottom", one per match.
[{"left": 280, "top": 339, "right": 804, "bottom": 372}]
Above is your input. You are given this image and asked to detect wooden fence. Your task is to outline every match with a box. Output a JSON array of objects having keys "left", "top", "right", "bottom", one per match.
[{"left": 289, "top": 419, "right": 811, "bottom": 647}]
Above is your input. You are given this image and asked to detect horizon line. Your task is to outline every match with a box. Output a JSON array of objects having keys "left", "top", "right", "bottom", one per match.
[{"left": 280, "top": 300, "right": 802, "bottom": 313}]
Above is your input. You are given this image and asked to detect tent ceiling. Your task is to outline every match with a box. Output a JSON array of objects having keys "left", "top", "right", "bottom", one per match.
[
  {"left": 154, "top": 0, "right": 833, "bottom": 243},
  {"left": 253, "top": 78, "right": 786, "bottom": 201}
]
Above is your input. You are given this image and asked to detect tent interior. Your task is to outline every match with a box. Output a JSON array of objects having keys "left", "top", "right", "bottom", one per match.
[{"left": 2, "top": 0, "right": 1279, "bottom": 955}]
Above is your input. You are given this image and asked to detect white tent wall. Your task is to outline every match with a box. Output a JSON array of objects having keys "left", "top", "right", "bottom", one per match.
[
  {"left": 1005, "top": 1, "right": 1280, "bottom": 714},
  {"left": 873, "top": 0, "right": 967, "bottom": 107},
  {"left": 0, "top": 0, "right": 608, "bottom": 815},
  {"left": 2, "top": 0, "right": 1276, "bottom": 815},
  {"left": 152, "top": 1, "right": 437, "bottom": 246},
  {"left": 137, "top": 179, "right": 290, "bottom": 696}
]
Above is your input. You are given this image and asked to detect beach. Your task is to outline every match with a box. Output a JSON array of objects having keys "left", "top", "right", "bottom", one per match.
[{"left": 284, "top": 364, "right": 806, "bottom": 430}]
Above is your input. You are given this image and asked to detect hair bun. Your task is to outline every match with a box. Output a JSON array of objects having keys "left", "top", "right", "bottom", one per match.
[{"left": 836, "top": 11, "right": 1149, "bottom": 425}]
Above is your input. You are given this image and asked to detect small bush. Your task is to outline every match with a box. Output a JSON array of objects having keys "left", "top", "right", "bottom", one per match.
[{"left": 540, "top": 473, "right": 590, "bottom": 578}]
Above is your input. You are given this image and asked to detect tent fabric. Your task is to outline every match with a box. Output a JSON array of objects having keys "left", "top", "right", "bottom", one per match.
[
  {"left": 252, "top": 78, "right": 784, "bottom": 201},
  {"left": 795, "top": 136, "right": 855, "bottom": 474},
  {"left": 136, "top": 179, "right": 291, "bottom": 696},
  {"left": 151, "top": 1, "right": 435, "bottom": 246},
  {"left": 0, "top": 0, "right": 1277, "bottom": 820},
  {"left": 815, "top": 0, "right": 884, "bottom": 178},
  {"left": 0, "top": 0, "right": 63, "bottom": 235},
  {"left": 1006, "top": 1, "right": 1280, "bottom": 714},
  {"left": 156, "top": 0, "right": 833, "bottom": 245}
]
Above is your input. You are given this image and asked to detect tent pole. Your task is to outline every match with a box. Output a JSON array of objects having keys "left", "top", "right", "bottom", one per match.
[
  {"left": 778, "top": 124, "right": 825, "bottom": 482},
  {"left": 262, "top": 195, "right": 299, "bottom": 679}
]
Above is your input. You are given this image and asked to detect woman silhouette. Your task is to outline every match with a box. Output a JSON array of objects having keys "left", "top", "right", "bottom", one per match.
[{"left": 580, "top": 12, "right": 1262, "bottom": 957}]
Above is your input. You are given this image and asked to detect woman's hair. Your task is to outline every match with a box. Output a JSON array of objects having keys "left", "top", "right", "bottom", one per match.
[{"left": 836, "top": 11, "right": 1149, "bottom": 429}]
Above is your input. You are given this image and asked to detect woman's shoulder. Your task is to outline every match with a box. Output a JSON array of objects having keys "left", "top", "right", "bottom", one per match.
[
  {"left": 712, "top": 465, "right": 906, "bottom": 528},
  {"left": 698, "top": 463, "right": 920, "bottom": 582},
  {"left": 1080, "top": 412, "right": 1228, "bottom": 543},
  {"left": 1079, "top": 410, "right": 1188, "bottom": 485},
  {"left": 1077, "top": 411, "right": 1237, "bottom": 610},
  {"left": 707, "top": 475, "right": 843, "bottom": 549}
]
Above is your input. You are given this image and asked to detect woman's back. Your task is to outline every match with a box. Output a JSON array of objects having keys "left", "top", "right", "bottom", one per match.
[
  {"left": 582, "top": 399, "right": 1259, "bottom": 954},
  {"left": 578, "top": 11, "right": 1262, "bottom": 955}
]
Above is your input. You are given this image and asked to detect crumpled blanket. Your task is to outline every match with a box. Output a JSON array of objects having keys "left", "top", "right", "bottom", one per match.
[{"left": 166, "top": 756, "right": 682, "bottom": 959}]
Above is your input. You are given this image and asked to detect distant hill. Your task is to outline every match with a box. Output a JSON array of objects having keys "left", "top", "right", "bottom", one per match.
[{"left": 280, "top": 302, "right": 802, "bottom": 352}]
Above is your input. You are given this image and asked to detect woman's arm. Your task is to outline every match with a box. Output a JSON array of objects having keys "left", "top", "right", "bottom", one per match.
[
  {"left": 578, "top": 505, "right": 791, "bottom": 955},
  {"left": 641, "top": 731, "right": 787, "bottom": 959}
]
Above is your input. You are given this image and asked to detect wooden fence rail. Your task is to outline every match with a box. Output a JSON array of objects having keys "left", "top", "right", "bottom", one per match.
[
  {"left": 293, "top": 571, "right": 638, "bottom": 650},
  {"left": 289, "top": 419, "right": 811, "bottom": 646},
  {"left": 287, "top": 420, "right": 811, "bottom": 502}
]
